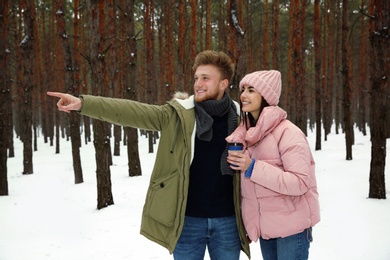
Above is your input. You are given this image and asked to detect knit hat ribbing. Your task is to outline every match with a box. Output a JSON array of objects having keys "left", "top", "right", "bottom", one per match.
[{"left": 239, "top": 70, "right": 282, "bottom": 106}]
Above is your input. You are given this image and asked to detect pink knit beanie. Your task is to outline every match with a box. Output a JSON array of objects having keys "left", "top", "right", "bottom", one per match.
[{"left": 239, "top": 70, "right": 282, "bottom": 106}]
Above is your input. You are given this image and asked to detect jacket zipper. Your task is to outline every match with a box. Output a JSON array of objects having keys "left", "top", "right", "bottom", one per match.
[{"left": 170, "top": 120, "right": 180, "bottom": 153}]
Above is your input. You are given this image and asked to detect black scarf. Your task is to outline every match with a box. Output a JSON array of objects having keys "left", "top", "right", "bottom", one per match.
[{"left": 194, "top": 92, "right": 238, "bottom": 176}]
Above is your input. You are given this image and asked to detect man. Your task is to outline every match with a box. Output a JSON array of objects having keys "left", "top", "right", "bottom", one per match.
[{"left": 48, "top": 50, "right": 250, "bottom": 260}]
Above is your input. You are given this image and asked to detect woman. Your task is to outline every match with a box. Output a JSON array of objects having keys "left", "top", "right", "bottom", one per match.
[{"left": 226, "top": 70, "right": 320, "bottom": 260}]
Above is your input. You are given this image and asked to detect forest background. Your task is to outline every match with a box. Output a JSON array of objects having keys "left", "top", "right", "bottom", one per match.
[{"left": 0, "top": 0, "right": 388, "bottom": 208}]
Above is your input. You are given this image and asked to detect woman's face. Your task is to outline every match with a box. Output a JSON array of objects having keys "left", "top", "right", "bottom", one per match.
[{"left": 240, "top": 85, "right": 262, "bottom": 120}]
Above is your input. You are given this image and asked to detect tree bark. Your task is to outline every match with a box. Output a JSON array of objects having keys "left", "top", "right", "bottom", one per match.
[
  {"left": 0, "top": 0, "right": 10, "bottom": 195},
  {"left": 20, "top": 0, "right": 34, "bottom": 175},
  {"left": 263, "top": 0, "right": 269, "bottom": 68},
  {"left": 86, "top": 0, "right": 114, "bottom": 209},
  {"left": 106, "top": 0, "right": 121, "bottom": 157},
  {"left": 121, "top": 0, "right": 141, "bottom": 177},
  {"left": 314, "top": 0, "right": 322, "bottom": 151},
  {"left": 218, "top": 2, "right": 227, "bottom": 51},
  {"left": 56, "top": 0, "right": 83, "bottom": 184},
  {"left": 368, "top": 0, "right": 388, "bottom": 199},
  {"left": 271, "top": 0, "right": 280, "bottom": 70},
  {"left": 176, "top": 0, "right": 186, "bottom": 92},
  {"left": 190, "top": 0, "right": 197, "bottom": 59},
  {"left": 341, "top": 0, "right": 354, "bottom": 160},
  {"left": 163, "top": 0, "right": 175, "bottom": 102},
  {"left": 144, "top": 0, "right": 155, "bottom": 154},
  {"left": 323, "top": 0, "right": 335, "bottom": 140},
  {"left": 77, "top": 4, "right": 91, "bottom": 145},
  {"left": 293, "top": 0, "right": 307, "bottom": 135},
  {"left": 44, "top": 2, "right": 55, "bottom": 149},
  {"left": 357, "top": 0, "right": 368, "bottom": 136},
  {"left": 229, "top": 0, "right": 246, "bottom": 102},
  {"left": 205, "top": 0, "right": 212, "bottom": 50},
  {"left": 334, "top": 0, "right": 342, "bottom": 135}
]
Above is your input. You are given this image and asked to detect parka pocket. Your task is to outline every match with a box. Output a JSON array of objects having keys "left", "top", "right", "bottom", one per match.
[{"left": 149, "top": 171, "right": 179, "bottom": 227}]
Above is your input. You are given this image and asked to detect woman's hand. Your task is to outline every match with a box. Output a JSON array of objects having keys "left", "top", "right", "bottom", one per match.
[{"left": 227, "top": 150, "right": 252, "bottom": 172}]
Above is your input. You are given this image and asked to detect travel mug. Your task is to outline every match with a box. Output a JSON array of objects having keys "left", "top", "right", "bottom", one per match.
[{"left": 227, "top": 142, "right": 243, "bottom": 167}]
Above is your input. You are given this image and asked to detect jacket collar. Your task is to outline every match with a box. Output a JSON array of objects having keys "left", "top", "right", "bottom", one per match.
[
  {"left": 175, "top": 95, "right": 195, "bottom": 110},
  {"left": 174, "top": 94, "right": 240, "bottom": 115}
]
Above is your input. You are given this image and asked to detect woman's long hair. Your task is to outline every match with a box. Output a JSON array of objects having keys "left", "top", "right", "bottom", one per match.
[{"left": 240, "top": 97, "right": 270, "bottom": 130}]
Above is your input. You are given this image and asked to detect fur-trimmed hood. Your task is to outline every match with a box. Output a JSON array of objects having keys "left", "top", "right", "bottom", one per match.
[
  {"left": 172, "top": 91, "right": 190, "bottom": 100},
  {"left": 172, "top": 91, "right": 240, "bottom": 115}
]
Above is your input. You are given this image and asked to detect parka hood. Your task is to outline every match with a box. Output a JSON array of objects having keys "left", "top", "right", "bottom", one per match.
[{"left": 171, "top": 91, "right": 240, "bottom": 115}]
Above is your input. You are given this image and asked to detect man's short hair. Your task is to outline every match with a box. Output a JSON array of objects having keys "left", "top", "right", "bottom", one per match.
[{"left": 192, "top": 50, "right": 235, "bottom": 82}]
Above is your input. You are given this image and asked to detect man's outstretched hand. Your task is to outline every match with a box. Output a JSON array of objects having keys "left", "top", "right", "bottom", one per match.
[{"left": 47, "top": 92, "right": 82, "bottom": 113}]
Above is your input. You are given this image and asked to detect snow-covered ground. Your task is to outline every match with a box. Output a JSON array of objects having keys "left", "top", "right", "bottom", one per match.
[{"left": 1, "top": 127, "right": 389, "bottom": 260}]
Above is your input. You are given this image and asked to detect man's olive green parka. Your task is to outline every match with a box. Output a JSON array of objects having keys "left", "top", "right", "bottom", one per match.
[{"left": 79, "top": 93, "right": 251, "bottom": 258}]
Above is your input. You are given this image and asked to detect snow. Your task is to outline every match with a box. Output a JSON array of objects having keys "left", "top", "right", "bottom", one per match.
[
  {"left": 1, "top": 127, "right": 389, "bottom": 260},
  {"left": 19, "top": 35, "right": 29, "bottom": 46}
]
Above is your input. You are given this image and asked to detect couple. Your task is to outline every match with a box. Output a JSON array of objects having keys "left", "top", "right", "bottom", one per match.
[{"left": 48, "top": 50, "right": 320, "bottom": 260}]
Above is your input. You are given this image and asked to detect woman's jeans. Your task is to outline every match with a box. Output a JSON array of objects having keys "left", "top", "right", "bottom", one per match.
[
  {"left": 173, "top": 215, "right": 241, "bottom": 260},
  {"left": 260, "top": 228, "right": 313, "bottom": 260}
]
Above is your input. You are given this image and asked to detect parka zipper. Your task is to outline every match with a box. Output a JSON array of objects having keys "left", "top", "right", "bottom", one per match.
[{"left": 170, "top": 120, "right": 180, "bottom": 153}]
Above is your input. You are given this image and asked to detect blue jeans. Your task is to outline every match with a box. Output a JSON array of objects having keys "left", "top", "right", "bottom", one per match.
[
  {"left": 260, "top": 228, "right": 313, "bottom": 260},
  {"left": 173, "top": 216, "right": 241, "bottom": 260}
]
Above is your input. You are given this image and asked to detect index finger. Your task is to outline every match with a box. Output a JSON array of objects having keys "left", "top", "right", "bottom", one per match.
[{"left": 47, "top": 91, "right": 65, "bottom": 99}]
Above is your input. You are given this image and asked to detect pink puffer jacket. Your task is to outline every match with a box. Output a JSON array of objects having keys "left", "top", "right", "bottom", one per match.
[{"left": 226, "top": 106, "right": 320, "bottom": 242}]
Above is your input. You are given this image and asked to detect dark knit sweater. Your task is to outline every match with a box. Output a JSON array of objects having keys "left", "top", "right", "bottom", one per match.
[{"left": 185, "top": 114, "right": 235, "bottom": 218}]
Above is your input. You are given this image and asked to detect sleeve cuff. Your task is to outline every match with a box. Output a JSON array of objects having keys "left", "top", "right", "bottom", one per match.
[
  {"left": 77, "top": 95, "right": 84, "bottom": 112},
  {"left": 245, "top": 158, "right": 256, "bottom": 178}
]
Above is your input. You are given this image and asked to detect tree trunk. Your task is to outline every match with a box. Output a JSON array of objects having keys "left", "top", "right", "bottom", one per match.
[
  {"left": 144, "top": 0, "right": 155, "bottom": 154},
  {"left": 106, "top": 0, "right": 122, "bottom": 157},
  {"left": 314, "top": 0, "right": 322, "bottom": 151},
  {"left": 4, "top": 2, "right": 14, "bottom": 159},
  {"left": 45, "top": 3, "right": 55, "bottom": 149},
  {"left": 190, "top": 0, "right": 197, "bottom": 59},
  {"left": 218, "top": 2, "right": 227, "bottom": 51},
  {"left": 357, "top": 0, "right": 366, "bottom": 136},
  {"left": 323, "top": 0, "right": 335, "bottom": 140},
  {"left": 334, "top": 0, "right": 342, "bottom": 135},
  {"left": 78, "top": 6, "right": 91, "bottom": 145},
  {"left": 229, "top": 0, "right": 246, "bottom": 102},
  {"left": 176, "top": 0, "right": 186, "bottom": 92},
  {"left": 205, "top": 0, "right": 212, "bottom": 50},
  {"left": 293, "top": 0, "right": 307, "bottom": 135},
  {"left": 0, "top": 0, "right": 10, "bottom": 195},
  {"left": 162, "top": 0, "right": 175, "bottom": 102},
  {"left": 368, "top": 0, "right": 388, "bottom": 199},
  {"left": 56, "top": 0, "right": 83, "bottom": 184},
  {"left": 54, "top": 2, "right": 65, "bottom": 154},
  {"left": 286, "top": 1, "right": 294, "bottom": 120},
  {"left": 31, "top": 2, "right": 39, "bottom": 154},
  {"left": 341, "top": 0, "right": 354, "bottom": 160},
  {"left": 86, "top": 0, "right": 114, "bottom": 209},
  {"left": 33, "top": 3, "right": 46, "bottom": 147},
  {"left": 20, "top": 0, "right": 34, "bottom": 175},
  {"left": 271, "top": 0, "right": 280, "bottom": 70},
  {"left": 263, "top": 0, "right": 269, "bottom": 68},
  {"left": 121, "top": 0, "right": 141, "bottom": 177}
]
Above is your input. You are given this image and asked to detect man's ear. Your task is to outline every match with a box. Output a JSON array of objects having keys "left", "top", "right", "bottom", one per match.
[{"left": 220, "top": 79, "right": 229, "bottom": 91}]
